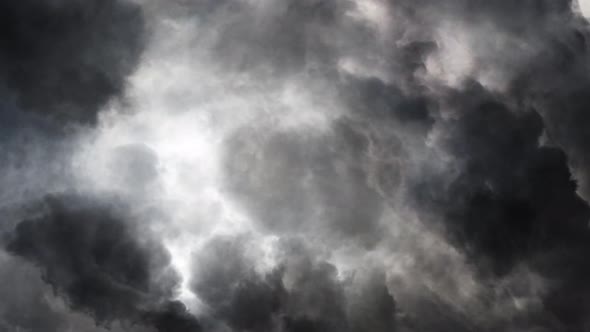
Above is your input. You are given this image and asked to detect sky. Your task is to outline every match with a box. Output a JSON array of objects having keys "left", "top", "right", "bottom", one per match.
[
  {"left": 2, "top": 0, "right": 590, "bottom": 331},
  {"left": 580, "top": 0, "right": 590, "bottom": 15}
]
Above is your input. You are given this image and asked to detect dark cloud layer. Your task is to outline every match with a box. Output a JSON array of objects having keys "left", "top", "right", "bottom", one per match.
[
  {"left": 405, "top": 85, "right": 590, "bottom": 328},
  {"left": 0, "top": 0, "right": 146, "bottom": 125},
  {"left": 5, "top": 193, "right": 200, "bottom": 332},
  {"left": 4, "top": 0, "right": 590, "bottom": 331},
  {"left": 216, "top": 0, "right": 590, "bottom": 330},
  {"left": 191, "top": 235, "right": 396, "bottom": 332}
]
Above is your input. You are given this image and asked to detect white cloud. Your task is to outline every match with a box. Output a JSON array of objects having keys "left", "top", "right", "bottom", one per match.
[{"left": 578, "top": 0, "right": 590, "bottom": 17}]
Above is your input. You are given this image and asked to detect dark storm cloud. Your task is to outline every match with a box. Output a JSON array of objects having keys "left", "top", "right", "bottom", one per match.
[
  {"left": 422, "top": 0, "right": 590, "bottom": 206},
  {"left": 396, "top": 4, "right": 590, "bottom": 328},
  {"left": 411, "top": 0, "right": 590, "bottom": 209},
  {"left": 5, "top": 193, "right": 200, "bottom": 332},
  {"left": 216, "top": 0, "right": 590, "bottom": 330},
  {"left": 349, "top": 2, "right": 590, "bottom": 328},
  {"left": 0, "top": 250, "right": 155, "bottom": 332},
  {"left": 403, "top": 84, "right": 590, "bottom": 328},
  {"left": 5, "top": 0, "right": 590, "bottom": 331},
  {"left": 0, "top": 0, "right": 146, "bottom": 125},
  {"left": 498, "top": 6, "right": 590, "bottom": 202},
  {"left": 0, "top": 0, "right": 148, "bottom": 213},
  {"left": 340, "top": 76, "right": 434, "bottom": 128},
  {"left": 191, "top": 235, "right": 283, "bottom": 331},
  {"left": 191, "top": 235, "right": 396, "bottom": 332}
]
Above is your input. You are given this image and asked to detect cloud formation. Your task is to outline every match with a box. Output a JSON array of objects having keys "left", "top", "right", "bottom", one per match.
[
  {"left": 2, "top": 0, "right": 590, "bottom": 331},
  {"left": 0, "top": 0, "right": 145, "bottom": 125}
]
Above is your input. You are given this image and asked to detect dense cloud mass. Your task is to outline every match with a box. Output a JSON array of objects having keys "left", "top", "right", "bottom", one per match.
[
  {"left": 5, "top": 193, "right": 200, "bottom": 331},
  {"left": 3, "top": 0, "right": 590, "bottom": 331},
  {"left": 0, "top": 0, "right": 146, "bottom": 125},
  {"left": 224, "top": 121, "right": 385, "bottom": 247},
  {"left": 191, "top": 235, "right": 395, "bottom": 332}
]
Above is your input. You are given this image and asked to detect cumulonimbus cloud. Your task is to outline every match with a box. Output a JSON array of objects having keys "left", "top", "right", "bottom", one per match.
[{"left": 2, "top": 0, "right": 590, "bottom": 331}]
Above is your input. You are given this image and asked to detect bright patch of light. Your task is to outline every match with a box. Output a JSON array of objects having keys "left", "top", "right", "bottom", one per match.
[
  {"left": 579, "top": 0, "right": 590, "bottom": 17},
  {"left": 71, "top": 15, "right": 341, "bottom": 312}
]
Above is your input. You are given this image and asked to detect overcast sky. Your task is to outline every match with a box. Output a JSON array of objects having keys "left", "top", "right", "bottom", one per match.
[{"left": 2, "top": 1, "right": 590, "bottom": 331}]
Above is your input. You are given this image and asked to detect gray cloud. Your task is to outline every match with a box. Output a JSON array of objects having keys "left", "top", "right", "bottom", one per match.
[
  {"left": 191, "top": 235, "right": 396, "bottom": 332},
  {"left": 3, "top": 0, "right": 590, "bottom": 331},
  {"left": 5, "top": 192, "right": 200, "bottom": 332},
  {"left": 0, "top": 0, "right": 146, "bottom": 125},
  {"left": 223, "top": 120, "right": 385, "bottom": 247}
]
